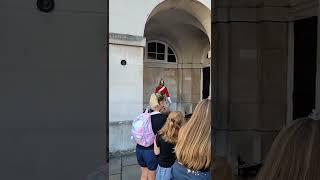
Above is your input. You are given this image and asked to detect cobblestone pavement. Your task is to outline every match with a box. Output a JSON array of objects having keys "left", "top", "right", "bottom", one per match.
[
  {"left": 109, "top": 153, "right": 140, "bottom": 180},
  {"left": 86, "top": 154, "right": 254, "bottom": 180}
]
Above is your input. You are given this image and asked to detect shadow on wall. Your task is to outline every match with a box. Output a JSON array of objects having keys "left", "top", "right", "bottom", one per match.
[{"left": 213, "top": 157, "right": 233, "bottom": 180}]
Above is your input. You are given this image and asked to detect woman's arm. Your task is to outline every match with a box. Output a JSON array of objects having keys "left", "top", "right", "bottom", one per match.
[{"left": 154, "top": 138, "right": 160, "bottom": 155}]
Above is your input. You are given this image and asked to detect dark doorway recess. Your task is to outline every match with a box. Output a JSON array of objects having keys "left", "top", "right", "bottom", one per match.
[
  {"left": 293, "top": 16, "right": 317, "bottom": 120},
  {"left": 203, "top": 67, "right": 210, "bottom": 99}
]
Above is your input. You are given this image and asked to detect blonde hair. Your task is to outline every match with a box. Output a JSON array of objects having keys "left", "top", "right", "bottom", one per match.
[
  {"left": 149, "top": 93, "right": 165, "bottom": 111},
  {"left": 175, "top": 98, "right": 211, "bottom": 171},
  {"left": 257, "top": 118, "right": 320, "bottom": 180},
  {"left": 158, "top": 111, "right": 185, "bottom": 144}
]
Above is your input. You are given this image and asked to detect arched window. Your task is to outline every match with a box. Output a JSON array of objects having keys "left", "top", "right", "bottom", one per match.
[{"left": 146, "top": 41, "right": 177, "bottom": 63}]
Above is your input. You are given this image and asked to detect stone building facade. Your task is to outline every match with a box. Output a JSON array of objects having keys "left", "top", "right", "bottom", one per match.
[
  {"left": 109, "top": 0, "right": 211, "bottom": 153},
  {"left": 214, "top": 0, "right": 320, "bottom": 173},
  {"left": 110, "top": 0, "right": 320, "bottom": 175}
]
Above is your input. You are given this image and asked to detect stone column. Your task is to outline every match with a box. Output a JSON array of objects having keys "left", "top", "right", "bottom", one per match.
[
  {"left": 287, "top": 22, "right": 294, "bottom": 124},
  {"left": 214, "top": 6, "right": 231, "bottom": 158}
]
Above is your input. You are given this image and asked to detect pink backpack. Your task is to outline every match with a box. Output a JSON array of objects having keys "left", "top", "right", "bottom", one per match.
[{"left": 131, "top": 107, "right": 155, "bottom": 147}]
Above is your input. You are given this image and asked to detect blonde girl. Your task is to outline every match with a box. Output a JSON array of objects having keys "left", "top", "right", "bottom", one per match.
[
  {"left": 172, "top": 98, "right": 211, "bottom": 179},
  {"left": 154, "top": 111, "right": 185, "bottom": 180}
]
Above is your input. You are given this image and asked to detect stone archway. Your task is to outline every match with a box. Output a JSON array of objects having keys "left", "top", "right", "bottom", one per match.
[
  {"left": 144, "top": 0, "right": 211, "bottom": 43},
  {"left": 143, "top": 0, "right": 211, "bottom": 114},
  {"left": 108, "top": 0, "right": 213, "bottom": 153}
]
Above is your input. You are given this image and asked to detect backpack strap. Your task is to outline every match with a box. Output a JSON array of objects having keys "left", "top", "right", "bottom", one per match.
[{"left": 144, "top": 106, "right": 151, "bottom": 113}]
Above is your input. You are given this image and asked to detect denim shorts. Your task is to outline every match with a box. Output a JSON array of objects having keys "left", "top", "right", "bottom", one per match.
[
  {"left": 172, "top": 161, "right": 210, "bottom": 180},
  {"left": 136, "top": 147, "right": 158, "bottom": 171},
  {"left": 156, "top": 165, "right": 172, "bottom": 180}
]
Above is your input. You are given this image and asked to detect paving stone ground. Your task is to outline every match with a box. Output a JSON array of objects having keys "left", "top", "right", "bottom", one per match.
[
  {"left": 109, "top": 153, "right": 140, "bottom": 180},
  {"left": 86, "top": 154, "right": 254, "bottom": 180},
  {"left": 86, "top": 153, "right": 139, "bottom": 180}
]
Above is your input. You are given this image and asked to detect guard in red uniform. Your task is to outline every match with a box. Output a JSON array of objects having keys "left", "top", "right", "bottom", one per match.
[{"left": 155, "top": 79, "right": 172, "bottom": 104}]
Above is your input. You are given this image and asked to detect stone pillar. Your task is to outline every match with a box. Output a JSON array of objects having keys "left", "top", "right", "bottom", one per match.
[
  {"left": 214, "top": 9, "right": 231, "bottom": 157},
  {"left": 215, "top": 4, "right": 289, "bottom": 168},
  {"left": 287, "top": 22, "right": 294, "bottom": 124}
]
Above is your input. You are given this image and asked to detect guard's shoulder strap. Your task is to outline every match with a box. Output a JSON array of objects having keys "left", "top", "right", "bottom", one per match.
[{"left": 158, "top": 86, "right": 165, "bottom": 93}]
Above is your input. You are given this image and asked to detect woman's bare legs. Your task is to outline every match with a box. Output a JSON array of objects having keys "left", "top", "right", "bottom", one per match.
[
  {"left": 147, "top": 170, "right": 156, "bottom": 180},
  {"left": 141, "top": 167, "right": 148, "bottom": 180}
]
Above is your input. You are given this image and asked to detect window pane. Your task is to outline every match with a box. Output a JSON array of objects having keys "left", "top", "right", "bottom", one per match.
[
  {"left": 157, "top": 53, "right": 165, "bottom": 60},
  {"left": 148, "top": 42, "right": 156, "bottom": 52},
  {"left": 148, "top": 53, "right": 156, "bottom": 59},
  {"left": 157, "top": 43, "right": 165, "bottom": 53},
  {"left": 168, "top": 47, "right": 174, "bottom": 54},
  {"left": 168, "top": 55, "right": 176, "bottom": 62}
]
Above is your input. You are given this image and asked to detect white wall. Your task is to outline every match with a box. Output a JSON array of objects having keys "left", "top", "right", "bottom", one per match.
[
  {"left": 109, "top": 44, "right": 144, "bottom": 122},
  {"left": 0, "top": 1, "right": 106, "bottom": 179},
  {"left": 109, "top": 0, "right": 160, "bottom": 36}
]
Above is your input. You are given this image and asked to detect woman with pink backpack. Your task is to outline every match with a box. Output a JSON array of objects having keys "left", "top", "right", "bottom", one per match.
[{"left": 135, "top": 93, "right": 168, "bottom": 180}]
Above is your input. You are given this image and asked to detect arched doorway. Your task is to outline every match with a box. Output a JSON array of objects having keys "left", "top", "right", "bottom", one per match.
[{"left": 143, "top": 0, "right": 211, "bottom": 115}]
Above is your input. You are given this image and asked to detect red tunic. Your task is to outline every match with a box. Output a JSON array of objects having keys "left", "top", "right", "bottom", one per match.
[{"left": 155, "top": 86, "right": 170, "bottom": 97}]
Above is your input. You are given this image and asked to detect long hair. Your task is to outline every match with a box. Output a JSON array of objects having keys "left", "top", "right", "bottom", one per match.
[
  {"left": 257, "top": 118, "right": 320, "bottom": 180},
  {"left": 149, "top": 93, "right": 165, "bottom": 111},
  {"left": 175, "top": 98, "right": 211, "bottom": 171},
  {"left": 158, "top": 111, "right": 185, "bottom": 144}
]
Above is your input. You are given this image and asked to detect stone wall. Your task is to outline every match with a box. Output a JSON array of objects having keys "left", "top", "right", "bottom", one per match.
[
  {"left": 109, "top": 34, "right": 145, "bottom": 153},
  {"left": 143, "top": 66, "right": 203, "bottom": 115},
  {"left": 215, "top": 1, "right": 289, "bottom": 169},
  {"left": 109, "top": 0, "right": 211, "bottom": 154}
]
